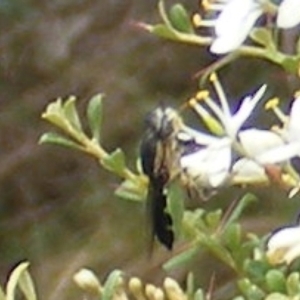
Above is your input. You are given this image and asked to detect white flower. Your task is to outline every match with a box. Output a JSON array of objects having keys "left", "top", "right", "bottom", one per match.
[
  {"left": 260, "top": 96, "right": 300, "bottom": 163},
  {"left": 277, "top": 0, "right": 300, "bottom": 28},
  {"left": 232, "top": 96, "right": 300, "bottom": 189},
  {"left": 180, "top": 83, "right": 267, "bottom": 189},
  {"left": 210, "top": 0, "right": 263, "bottom": 54},
  {"left": 283, "top": 96, "right": 300, "bottom": 143},
  {"left": 181, "top": 137, "right": 231, "bottom": 188},
  {"left": 266, "top": 225, "right": 300, "bottom": 265},
  {"left": 232, "top": 129, "right": 285, "bottom": 183},
  {"left": 209, "top": 0, "right": 300, "bottom": 54}
]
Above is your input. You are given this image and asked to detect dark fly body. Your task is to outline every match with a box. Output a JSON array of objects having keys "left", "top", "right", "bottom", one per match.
[{"left": 140, "top": 107, "right": 184, "bottom": 250}]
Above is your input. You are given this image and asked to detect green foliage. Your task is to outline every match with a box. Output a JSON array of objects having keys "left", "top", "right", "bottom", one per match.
[
  {"left": 138, "top": 0, "right": 300, "bottom": 77},
  {"left": 31, "top": 0, "right": 300, "bottom": 299},
  {"left": 40, "top": 94, "right": 147, "bottom": 202}
]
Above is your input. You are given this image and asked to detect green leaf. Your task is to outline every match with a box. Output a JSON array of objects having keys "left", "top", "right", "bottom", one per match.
[
  {"left": 265, "top": 293, "right": 289, "bottom": 300},
  {"left": 41, "top": 99, "right": 66, "bottom": 129},
  {"left": 281, "top": 56, "right": 300, "bottom": 74},
  {"left": 0, "top": 286, "right": 5, "bottom": 300},
  {"left": 250, "top": 28, "right": 275, "bottom": 50},
  {"left": 101, "top": 148, "right": 126, "bottom": 175},
  {"left": 200, "top": 235, "right": 236, "bottom": 270},
  {"left": 87, "top": 94, "right": 104, "bottom": 143},
  {"left": 163, "top": 245, "right": 200, "bottom": 271},
  {"left": 6, "top": 262, "right": 31, "bottom": 300},
  {"left": 265, "top": 269, "right": 286, "bottom": 294},
  {"left": 169, "top": 4, "right": 194, "bottom": 33},
  {"left": 44, "top": 98, "right": 63, "bottom": 115},
  {"left": 102, "top": 270, "right": 123, "bottom": 300},
  {"left": 205, "top": 209, "right": 222, "bottom": 230},
  {"left": 223, "top": 193, "right": 256, "bottom": 231},
  {"left": 238, "top": 278, "right": 265, "bottom": 300},
  {"left": 222, "top": 223, "right": 242, "bottom": 252},
  {"left": 18, "top": 268, "right": 37, "bottom": 300},
  {"left": 150, "top": 24, "right": 178, "bottom": 40},
  {"left": 243, "top": 259, "right": 269, "bottom": 282},
  {"left": 63, "top": 96, "right": 82, "bottom": 131},
  {"left": 167, "top": 182, "right": 185, "bottom": 237},
  {"left": 186, "top": 272, "right": 195, "bottom": 300},
  {"left": 115, "top": 179, "right": 145, "bottom": 202},
  {"left": 286, "top": 272, "right": 300, "bottom": 296},
  {"left": 39, "top": 132, "right": 83, "bottom": 150},
  {"left": 193, "top": 289, "right": 205, "bottom": 300}
]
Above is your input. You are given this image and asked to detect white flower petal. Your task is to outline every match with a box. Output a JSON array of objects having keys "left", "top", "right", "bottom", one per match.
[
  {"left": 181, "top": 138, "right": 231, "bottom": 188},
  {"left": 267, "top": 225, "right": 300, "bottom": 265},
  {"left": 256, "top": 142, "right": 300, "bottom": 164},
  {"left": 284, "top": 243, "right": 300, "bottom": 264},
  {"left": 183, "top": 126, "right": 220, "bottom": 145},
  {"left": 268, "top": 226, "right": 300, "bottom": 250},
  {"left": 231, "top": 85, "right": 267, "bottom": 135},
  {"left": 232, "top": 158, "right": 267, "bottom": 181},
  {"left": 286, "top": 97, "right": 300, "bottom": 141},
  {"left": 239, "top": 129, "right": 284, "bottom": 157},
  {"left": 277, "top": 0, "right": 300, "bottom": 28},
  {"left": 210, "top": 0, "right": 263, "bottom": 53}
]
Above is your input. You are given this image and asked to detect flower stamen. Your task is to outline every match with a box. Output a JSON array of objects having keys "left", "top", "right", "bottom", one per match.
[
  {"left": 265, "top": 97, "right": 288, "bottom": 123},
  {"left": 192, "top": 13, "right": 216, "bottom": 28},
  {"left": 209, "top": 73, "right": 230, "bottom": 119}
]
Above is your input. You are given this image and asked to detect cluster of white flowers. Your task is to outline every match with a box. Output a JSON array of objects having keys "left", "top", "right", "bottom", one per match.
[
  {"left": 197, "top": 0, "right": 300, "bottom": 54},
  {"left": 178, "top": 75, "right": 300, "bottom": 265},
  {"left": 179, "top": 74, "right": 300, "bottom": 197}
]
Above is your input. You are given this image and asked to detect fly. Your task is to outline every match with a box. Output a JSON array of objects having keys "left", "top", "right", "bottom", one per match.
[{"left": 140, "top": 106, "right": 184, "bottom": 250}]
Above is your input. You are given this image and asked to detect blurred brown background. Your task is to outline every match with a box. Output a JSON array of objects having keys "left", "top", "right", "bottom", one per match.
[{"left": 0, "top": 0, "right": 299, "bottom": 299}]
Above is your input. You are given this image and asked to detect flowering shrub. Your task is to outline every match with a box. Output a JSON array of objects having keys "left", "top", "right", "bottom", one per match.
[{"left": 8, "top": 0, "right": 298, "bottom": 299}]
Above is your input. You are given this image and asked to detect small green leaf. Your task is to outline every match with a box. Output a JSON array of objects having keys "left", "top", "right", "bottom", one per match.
[
  {"left": 150, "top": 24, "right": 178, "bottom": 40},
  {"left": 243, "top": 260, "right": 269, "bottom": 282},
  {"left": 286, "top": 272, "right": 300, "bottom": 296},
  {"left": 101, "top": 148, "right": 126, "bottom": 175},
  {"left": 194, "top": 288, "right": 205, "bottom": 300},
  {"left": 169, "top": 4, "right": 194, "bottom": 33},
  {"left": 223, "top": 193, "right": 256, "bottom": 231},
  {"left": 222, "top": 223, "right": 242, "bottom": 251},
  {"left": 6, "top": 262, "right": 30, "bottom": 300},
  {"left": 232, "top": 297, "right": 246, "bottom": 300},
  {"left": 163, "top": 245, "right": 200, "bottom": 271},
  {"left": 265, "top": 293, "right": 289, "bottom": 300},
  {"left": 0, "top": 286, "right": 5, "bottom": 300},
  {"left": 63, "top": 96, "right": 82, "bottom": 131},
  {"left": 115, "top": 179, "right": 145, "bottom": 202},
  {"left": 41, "top": 99, "right": 67, "bottom": 129},
  {"left": 167, "top": 182, "right": 185, "bottom": 237},
  {"left": 238, "top": 278, "right": 265, "bottom": 300},
  {"left": 39, "top": 132, "right": 83, "bottom": 150},
  {"left": 200, "top": 235, "right": 236, "bottom": 270},
  {"left": 265, "top": 269, "right": 286, "bottom": 294},
  {"left": 250, "top": 28, "right": 275, "bottom": 49},
  {"left": 182, "top": 209, "right": 206, "bottom": 239},
  {"left": 205, "top": 209, "right": 222, "bottom": 229},
  {"left": 102, "top": 270, "right": 123, "bottom": 300},
  {"left": 44, "top": 98, "right": 63, "bottom": 115},
  {"left": 186, "top": 272, "right": 195, "bottom": 300},
  {"left": 87, "top": 94, "right": 104, "bottom": 142},
  {"left": 281, "top": 56, "right": 300, "bottom": 74},
  {"left": 18, "top": 269, "right": 37, "bottom": 300}
]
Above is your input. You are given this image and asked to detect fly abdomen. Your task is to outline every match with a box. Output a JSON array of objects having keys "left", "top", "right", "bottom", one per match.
[{"left": 149, "top": 179, "right": 174, "bottom": 250}]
